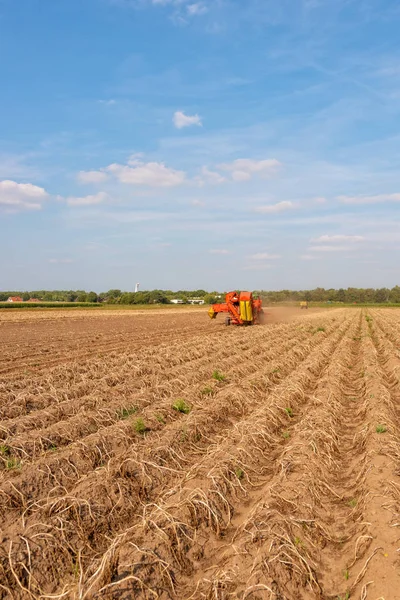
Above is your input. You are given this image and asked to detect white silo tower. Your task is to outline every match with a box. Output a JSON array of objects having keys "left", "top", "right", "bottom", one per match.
[{"left": 134, "top": 283, "right": 140, "bottom": 293}]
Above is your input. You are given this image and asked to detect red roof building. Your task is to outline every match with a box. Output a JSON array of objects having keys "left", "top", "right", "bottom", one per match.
[{"left": 7, "top": 296, "right": 23, "bottom": 302}]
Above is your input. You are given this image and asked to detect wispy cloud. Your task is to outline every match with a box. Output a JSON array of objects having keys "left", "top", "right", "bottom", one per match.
[
  {"left": 309, "top": 245, "right": 351, "bottom": 252},
  {"left": 98, "top": 99, "right": 117, "bottom": 106},
  {"left": 48, "top": 258, "right": 73, "bottom": 264},
  {"left": 173, "top": 111, "right": 202, "bottom": 129},
  {"left": 209, "top": 248, "right": 230, "bottom": 254},
  {"left": 311, "top": 234, "right": 365, "bottom": 243},
  {"left": 66, "top": 192, "right": 108, "bottom": 207},
  {"left": 85, "top": 156, "right": 186, "bottom": 187},
  {"left": 187, "top": 3, "right": 208, "bottom": 16},
  {"left": 191, "top": 199, "right": 206, "bottom": 207},
  {"left": 0, "top": 180, "right": 48, "bottom": 212},
  {"left": 219, "top": 158, "right": 281, "bottom": 182},
  {"left": 250, "top": 252, "right": 280, "bottom": 260},
  {"left": 338, "top": 193, "right": 400, "bottom": 205},
  {"left": 195, "top": 166, "right": 226, "bottom": 185},
  {"left": 254, "top": 200, "right": 294, "bottom": 214},
  {"left": 77, "top": 171, "right": 108, "bottom": 184}
]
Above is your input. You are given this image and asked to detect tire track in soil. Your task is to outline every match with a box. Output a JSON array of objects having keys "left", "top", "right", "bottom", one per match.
[{"left": 0, "top": 314, "right": 352, "bottom": 596}]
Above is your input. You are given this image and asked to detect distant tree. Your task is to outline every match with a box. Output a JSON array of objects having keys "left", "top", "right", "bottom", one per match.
[
  {"left": 389, "top": 286, "right": 400, "bottom": 303},
  {"left": 22, "top": 292, "right": 30, "bottom": 301},
  {"left": 76, "top": 293, "right": 87, "bottom": 302},
  {"left": 375, "top": 288, "right": 389, "bottom": 303},
  {"left": 87, "top": 291, "right": 98, "bottom": 303},
  {"left": 204, "top": 294, "right": 220, "bottom": 304}
]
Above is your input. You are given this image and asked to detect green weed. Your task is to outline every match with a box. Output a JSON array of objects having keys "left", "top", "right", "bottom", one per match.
[
  {"left": 117, "top": 406, "right": 138, "bottom": 420},
  {"left": 212, "top": 370, "right": 226, "bottom": 382},
  {"left": 344, "top": 569, "right": 350, "bottom": 580},
  {"left": 316, "top": 326, "right": 325, "bottom": 332},
  {"left": 282, "top": 431, "right": 291, "bottom": 439},
  {"left": 133, "top": 418, "right": 147, "bottom": 434},
  {"left": 376, "top": 424, "right": 387, "bottom": 434},
  {"left": 235, "top": 468, "right": 244, "bottom": 480},
  {"left": 294, "top": 536, "right": 302, "bottom": 547},
  {"left": 6, "top": 457, "right": 21, "bottom": 470},
  {"left": 285, "top": 407, "right": 294, "bottom": 418},
  {"left": 173, "top": 399, "right": 191, "bottom": 414},
  {"left": 348, "top": 498, "right": 357, "bottom": 508},
  {"left": 0, "top": 445, "right": 10, "bottom": 456},
  {"left": 201, "top": 386, "right": 214, "bottom": 396},
  {"left": 156, "top": 414, "right": 166, "bottom": 424}
]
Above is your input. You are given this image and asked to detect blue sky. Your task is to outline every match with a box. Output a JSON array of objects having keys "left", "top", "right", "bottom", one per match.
[{"left": 1, "top": 0, "right": 400, "bottom": 291}]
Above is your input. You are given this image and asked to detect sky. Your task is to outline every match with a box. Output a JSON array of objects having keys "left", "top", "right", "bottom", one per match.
[{"left": 1, "top": 0, "right": 400, "bottom": 292}]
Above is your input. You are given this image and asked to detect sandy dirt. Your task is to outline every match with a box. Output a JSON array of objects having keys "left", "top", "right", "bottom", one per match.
[{"left": 0, "top": 306, "right": 399, "bottom": 599}]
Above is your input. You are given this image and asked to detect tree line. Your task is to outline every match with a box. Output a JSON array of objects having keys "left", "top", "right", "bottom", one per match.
[
  {"left": 255, "top": 286, "right": 400, "bottom": 304},
  {"left": 1, "top": 287, "right": 400, "bottom": 304},
  {"left": 0, "top": 289, "right": 219, "bottom": 304}
]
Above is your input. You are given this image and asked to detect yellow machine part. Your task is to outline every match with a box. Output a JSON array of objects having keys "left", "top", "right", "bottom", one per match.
[
  {"left": 208, "top": 306, "right": 217, "bottom": 319},
  {"left": 240, "top": 300, "right": 253, "bottom": 322}
]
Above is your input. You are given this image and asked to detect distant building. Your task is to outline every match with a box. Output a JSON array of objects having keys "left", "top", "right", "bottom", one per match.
[
  {"left": 27, "top": 298, "right": 40, "bottom": 303},
  {"left": 7, "top": 296, "right": 23, "bottom": 303},
  {"left": 188, "top": 298, "right": 205, "bottom": 305},
  {"left": 170, "top": 299, "right": 184, "bottom": 304}
]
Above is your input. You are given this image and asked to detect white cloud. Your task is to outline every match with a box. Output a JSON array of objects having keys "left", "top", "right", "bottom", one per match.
[
  {"left": 66, "top": 192, "right": 108, "bottom": 207},
  {"left": 242, "top": 264, "right": 274, "bottom": 271},
  {"left": 254, "top": 200, "right": 294, "bottom": 214},
  {"left": 77, "top": 170, "right": 108, "bottom": 184},
  {"left": 98, "top": 99, "right": 116, "bottom": 106},
  {"left": 187, "top": 3, "right": 208, "bottom": 15},
  {"left": 338, "top": 193, "right": 400, "bottom": 205},
  {"left": 250, "top": 253, "right": 280, "bottom": 260},
  {"left": 0, "top": 179, "right": 48, "bottom": 211},
  {"left": 48, "top": 258, "right": 73, "bottom": 264},
  {"left": 313, "top": 196, "right": 327, "bottom": 204},
  {"left": 209, "top": 249, "right": 230, "bottom": 255},
  {"left": 219, "top": 158, "right": 281, "bottom": 181},
  {"left": 106, "top": 156, "right": 185, "bottom": 187},
  {"left": 311, "top": 234, "right": 365, "bottom": 243},
  {"left": 300, "top": 254, "right": 320, "bottom": 260},
  {"left": 191, "top": 199, "right": 206, "bottom": 207},
  {"left": 309, "top": 245, "right": 350, "bottom": 252},
  {"left": 173, "top": 111, "right": 202, "bottom": 129},
  {"left": 196, "top": 166, "right": 226, "bottom": 186}
]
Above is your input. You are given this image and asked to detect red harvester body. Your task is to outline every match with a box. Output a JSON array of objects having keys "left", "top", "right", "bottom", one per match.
[{"left": 208, "top": 291, "right": 264, "bottom": 326}]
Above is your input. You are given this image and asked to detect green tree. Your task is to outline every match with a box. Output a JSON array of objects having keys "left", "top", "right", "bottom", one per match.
[{"left": 87, "top": 291, "right": 98, "bottom": 303}]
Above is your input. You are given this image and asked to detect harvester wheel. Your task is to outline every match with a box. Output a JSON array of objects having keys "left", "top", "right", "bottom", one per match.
[{"left": 225, "top": 317, "right": 231, "bottom": 326}]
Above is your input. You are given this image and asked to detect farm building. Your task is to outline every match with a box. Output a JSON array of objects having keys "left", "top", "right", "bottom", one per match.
[
  {"left": 188, "top": 298, "right": 205, "bottom": 305},
  {"left": 7, "top": 296, "right": 23, "bottom": 302},
  {"left": 170, "top": 299, "right": 184, "bottom": 304},
  {"left": 27, "top": 298, "right": 40, "bottom": 302}
]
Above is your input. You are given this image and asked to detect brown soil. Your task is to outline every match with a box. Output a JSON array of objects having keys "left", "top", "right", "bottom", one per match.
[{"left": 0, "top": 306, "right": 399, "bottom": 599}]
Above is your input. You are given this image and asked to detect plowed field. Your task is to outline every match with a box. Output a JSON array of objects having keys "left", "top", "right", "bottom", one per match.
[{"left": 1, "top": 307, "right": 400, "bottom": 599}]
